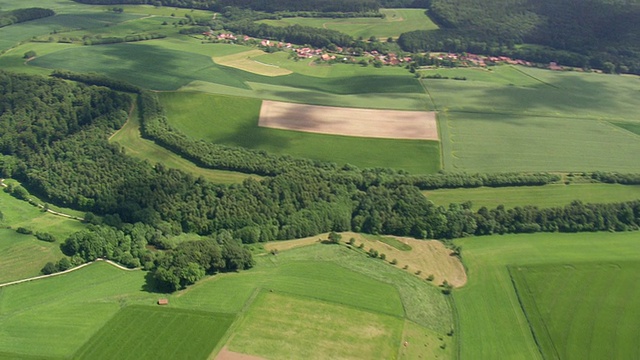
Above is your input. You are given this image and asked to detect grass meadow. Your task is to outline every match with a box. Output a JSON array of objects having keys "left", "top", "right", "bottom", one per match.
[
  {"left": 109, "top": 103, "right": 253, "bottom": 184},
  {"left": 228, "top": 291, "right": 404, "bottom": 360},
  {"left": 74, "top": 306, "right": 234, "bottom": 360},
  {"left": 424, "top": 183, "right": 640, "bottom": 209},
  {"left": 510, "top": 262, "right": 640, "bottom": 360},
  {"left": 0, "top": 190, "right": 85, "bottom": 282},
  {"left": 160, "top": 91, "right": 440, "bottom": 173},
  {"left": 453, "top": 231, "right": 640, "bottom": 359},
  {"left": 257, "top": 8, "right": 439, "bottom": 39},
  {"left": 429, "top": 66, "right": 640, "bottom": 172},
  {"left": 0, "top": 241, "right": 451, "bottom": 359}
]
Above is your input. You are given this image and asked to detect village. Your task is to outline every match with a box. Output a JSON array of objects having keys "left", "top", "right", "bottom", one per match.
[{"left": 204, "top": 31, "right": 571, "bottom": 72}]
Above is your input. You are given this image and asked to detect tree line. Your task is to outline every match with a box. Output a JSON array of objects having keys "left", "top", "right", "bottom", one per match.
[
  {"left": 0, "top": 8, "right": 54, "bottom": 28},
  {"left": 3, "top": 71, "right": 640, "bottom": 292},
  {"left": 72, "top": 0, "right": 380, "bottom": 13}
]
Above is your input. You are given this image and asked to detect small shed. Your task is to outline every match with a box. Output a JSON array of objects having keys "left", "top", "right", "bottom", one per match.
[{"left": 157, "top": 298, "right": 169, "bottom": 305}]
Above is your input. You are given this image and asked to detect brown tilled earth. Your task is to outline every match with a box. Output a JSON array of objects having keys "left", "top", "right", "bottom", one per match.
[{"left": 258, "top": 101, "right": 439, "bottom": 140}]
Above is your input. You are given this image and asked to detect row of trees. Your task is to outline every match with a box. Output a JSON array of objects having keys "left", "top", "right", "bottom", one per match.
[
  {"left": 73, "top": 0, "right": 379, "bottom": 13},
  {"left": 0, "top": 8, "right": 54, "bottom": 28}
]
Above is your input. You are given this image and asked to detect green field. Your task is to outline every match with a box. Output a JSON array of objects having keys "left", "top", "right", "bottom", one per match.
[
  {"left": 430, "top": 66, "right": 640, "bottom": 172},
  {"left": 453, "top": 231, "right": 640, "bottom": 359},
  {"left": 424, "top": 183, "right": 640, "bottom": 209},
  {"left": 0, "top": 189, "right": 86, "bottom": 282},
  {"left": 108, "top": 102, "right": 254, "bottom": 184},
  {"left": 74, "top": 306, "right": 234, "bottom": 360},
  {"left": 160, "top": 91, "right": 440, "bottom": 173},
  {"left": 510, "top": 262, "right": 640, "bottom": 360},
  {"left": 228, "top": 291, "right": 404, "bottom": 360},
  {"left": 258, "top": 8, "right": 439, "bottom": 39},
  {"left": 0, "top": 242, "right": 451, "bottom": 359}
]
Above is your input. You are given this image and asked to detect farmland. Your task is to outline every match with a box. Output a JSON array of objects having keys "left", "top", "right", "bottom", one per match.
[
  {"left": 0, "top": 241, "right": 454, "bottom": 359},
  {"left": 424, "top": 183, "right": 640, "bottom": 209},
  {"left": 2, "top": 1, "right": 640, "bottom": 359},
  {"left": 427, "top": 66, "right": 640, "bottom": 172},
  {"left": 160, "top": 92, "right": 441, "bottom": 173},
  {"left": 510, "top": 262, "right": 640, "bottom": 360},
  {"left": 74, "top": 306, "right": 235, "bottom": 360},
  {"left": 257, "top": 8, "right": 439, "bottom": 39},
  {"left": 453, "top": 231, "right": 640, "bottom": 359}
]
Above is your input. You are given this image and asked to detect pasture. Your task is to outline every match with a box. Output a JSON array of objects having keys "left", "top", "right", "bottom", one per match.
[
  {"left": 160, "top": 92, "right": 441, "bottom": 173},
  {"left": 0, "top": 239, "right": 452, "bottom": 359},
  {"left": 0, "top": 229, "right": 61, "bottom": 284},
  {"left": 74, "top": 306, "right": 234, "bottom": 360},
  {"left": 227, "top": 291, "right": 404, "bottom": 360},
  {"left": 453, "top": 231, "right": 640, "bottom": 359},
  {"left": 510, "top": 262, "right": 640, "bottom": 360},
  {"left": 428, "top": 66, "right": 640, "bottom": 172},
  {"left": 424, "top": 183, "right": 640, "bottom": 209},
  {"left": 108, "top": 103, "right": 253, "bottom": 184},
  {"left": 257, "top": 8, "right": 439, "bottom": 39},
  {"left": 265, "top": 232, "right": 468, "bottom": 287}
]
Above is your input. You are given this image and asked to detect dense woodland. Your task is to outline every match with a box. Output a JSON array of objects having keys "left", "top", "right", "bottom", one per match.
[
  {"left": 3, "top": 71, "right": 640, "bottom": 289},
  {"left": 402, "top": 0, "right": 640, "bottom": 73}
]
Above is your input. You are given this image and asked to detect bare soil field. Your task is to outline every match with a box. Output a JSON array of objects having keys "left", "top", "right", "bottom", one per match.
[
  {"left": 213, "top": 50, "right": 292, "bottom": 77},
  {"left": 258, "top": 101, "right": 439, "bottom": 140}
]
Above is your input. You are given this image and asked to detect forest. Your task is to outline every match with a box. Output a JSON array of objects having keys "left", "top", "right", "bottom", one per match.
[
  {"left": 3, "top": 71, "right": 640, "bottom": 290},
  {"left": 402, "top": 0, "right": 640, "bottom": 73}
]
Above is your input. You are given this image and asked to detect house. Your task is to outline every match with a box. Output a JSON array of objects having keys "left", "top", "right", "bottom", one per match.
[{"left": 157, "top": 299, "right": 169, "bottom": 305}]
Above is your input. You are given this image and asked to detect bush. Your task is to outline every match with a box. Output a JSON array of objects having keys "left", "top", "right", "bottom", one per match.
[
  {"left": 41, "top": 262, "right": 57, "bottom": 275},
  {"left": 35, "top": 231, "right": 57, "bottom": 242},
  {"left": 16, "top": 227, "right": 33, "bottom": 235},
  {"left": 368, "top": 248, "right": 379, "bottom": 258},
  {"left": 379, "top": 253, "right": 386, "bottom": 260},
  {"left": 348, "top": 237, "right": 356, "bottom": 245},
  {"left": 415, "top": 270, "right": 422, "bottom": 275},
  {"left": 390, "top": 258, "right": 398, "bottom": 265},
  {"left": 426, "top": 274, "right": 435, "bottom": 281}
]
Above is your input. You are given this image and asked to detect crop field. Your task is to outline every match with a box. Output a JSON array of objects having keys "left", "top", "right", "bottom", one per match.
[
  {"left": 74, "top": 306, "right": 235, "bottom": 360},
  {"left": 257, "top": 8, "right": 439, "bottom": 39},
  {"left": 424, "top": 183, "right": 640, "bottom": 209},
  {"left": 258, "top": 101, "right": 438, "bottom": 140},
  {"left": 0, "top": 240, "right": 452, "bottom": 359},
  {"left": 160, "top": 92, "right": 440, "bottom": 173},
  {"left": 108, "top": 103, "right": 253, "bottom": 184},
  {"left": 510, "top": 262, "right": 640, "bottom": 360},
  {"left": 227, "top": 291, "right": 404, "bottom": 360},
  {"left": 428, "top": 66, "right": 640, "bottom": 172},
  {"left": 453, "top": 231, "right": 640, "bottom": 359},
  {"left": 0, "top": 262, "right": 151, "bottom": 358}
]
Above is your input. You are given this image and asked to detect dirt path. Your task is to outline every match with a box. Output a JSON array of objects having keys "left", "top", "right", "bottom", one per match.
[{"left": 0, "top": 258, "right": 138, "bottom": 289}]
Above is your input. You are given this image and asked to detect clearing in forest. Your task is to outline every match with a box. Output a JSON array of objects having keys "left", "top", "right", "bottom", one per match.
[{"left": 258, "top": 100, "right": 439, "bottom": 140}]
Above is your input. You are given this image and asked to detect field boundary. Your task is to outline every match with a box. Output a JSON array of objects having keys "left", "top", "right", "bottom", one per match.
[
  {"left": 0, "top": 259, "right": 138, "bottom": 289},
  {"left": 507, "top": 266, "right": 557, "bottom": 360}
]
